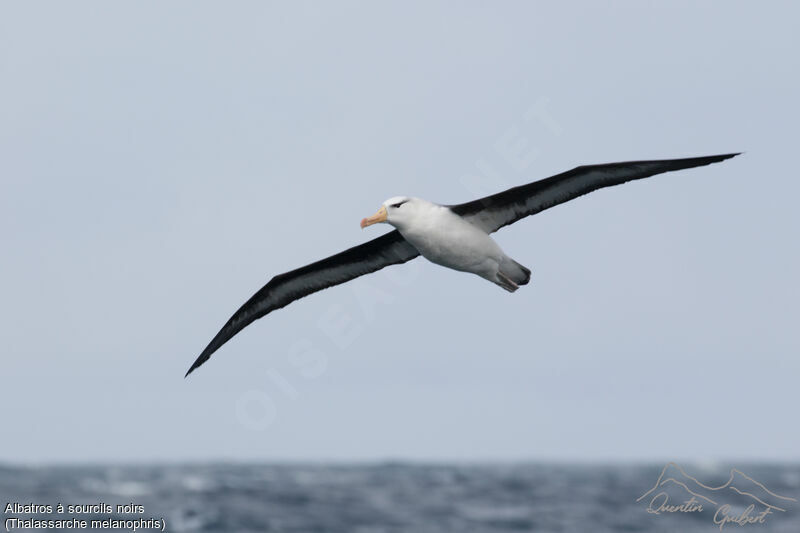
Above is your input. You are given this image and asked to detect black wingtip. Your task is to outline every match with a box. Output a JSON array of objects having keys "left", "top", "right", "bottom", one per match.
[
  {"left": 184, "top": 353, "right": 207, "bottom": 379},
  {"left": 665, "top": 152, "right": 741, "bottom": 173},
  {"left": 184, "top": 317, "right": 240, "bottom": 379},
  {"left": 690, "top": 152, "right": 741, "bottom": 164},
  {"left": 184, "top": 349, "right": 211, "bottom": 379},
  {"left": 711, "top": 152, "right": 743, "bottom": 165}
]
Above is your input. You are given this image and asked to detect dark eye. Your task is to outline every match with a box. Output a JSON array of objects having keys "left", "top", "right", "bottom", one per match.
[{"left": 391, "top": 201, "right": 407, "bottom": 209}]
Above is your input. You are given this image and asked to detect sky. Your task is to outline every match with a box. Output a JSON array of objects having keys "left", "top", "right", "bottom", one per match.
[{"left": 1, "top": 1, "right": 798, "bottom": 464}]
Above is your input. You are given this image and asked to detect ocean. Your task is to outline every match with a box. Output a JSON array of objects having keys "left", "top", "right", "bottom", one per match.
[{"left": 1, "top": 463, "right": 798, "bottom": 532}]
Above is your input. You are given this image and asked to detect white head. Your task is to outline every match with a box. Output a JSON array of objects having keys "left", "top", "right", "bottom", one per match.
[{"left": 360, "top": 196, "right": 426, "bottom": 230}]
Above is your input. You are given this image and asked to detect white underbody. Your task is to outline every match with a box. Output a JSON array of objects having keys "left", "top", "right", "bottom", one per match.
[{"left": 394, "top": 204, "right": 508, "bottom": 282}]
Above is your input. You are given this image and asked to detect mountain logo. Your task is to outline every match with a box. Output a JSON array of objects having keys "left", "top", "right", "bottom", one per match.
[{"left": 637, "top": 462, "right": 797, "bottom": 530}]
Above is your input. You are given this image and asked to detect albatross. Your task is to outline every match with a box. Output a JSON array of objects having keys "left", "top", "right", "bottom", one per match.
[{"left": 185, "top": 153, "right": 739, "bottom": 377}]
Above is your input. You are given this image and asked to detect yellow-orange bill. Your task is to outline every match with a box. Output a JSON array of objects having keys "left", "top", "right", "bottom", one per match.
[{"left": 360, "top": 206, "right": 387, "bottom": 228}]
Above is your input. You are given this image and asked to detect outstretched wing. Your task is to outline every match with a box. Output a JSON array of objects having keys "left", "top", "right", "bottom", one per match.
[
  {"left": 450, "top": 154, "right": 740, "bottom": 233},
  {"left": 186, "top": 230, "right": 419, "bottom": 377}
]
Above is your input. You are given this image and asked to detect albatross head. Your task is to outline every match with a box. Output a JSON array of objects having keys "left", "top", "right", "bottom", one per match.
[{"left": 361, "top": 196, "right": 424, "bottom": 229}]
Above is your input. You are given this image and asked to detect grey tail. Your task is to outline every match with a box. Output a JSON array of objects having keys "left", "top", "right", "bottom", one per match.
[{"left": 495, "top": 258, "right": 531, "bottom": 292}]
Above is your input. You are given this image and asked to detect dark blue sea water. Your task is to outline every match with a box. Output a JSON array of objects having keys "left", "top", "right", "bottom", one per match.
[{"left": 1, "top": 463, "right": 798, "bottom": 532}]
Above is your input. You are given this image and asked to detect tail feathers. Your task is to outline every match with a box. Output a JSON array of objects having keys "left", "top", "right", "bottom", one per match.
[
  {"left": 512, "top": 261, "right": 531, "bottom": 286},
  {"left": 494, "top": 258, "right": 531, "bottom": 292},
  {"left": 503, "top": 258, "right": 531, "bottom": 285}
]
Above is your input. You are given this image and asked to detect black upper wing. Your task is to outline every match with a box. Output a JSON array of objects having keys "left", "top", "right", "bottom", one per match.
[
  {"left": 450, "top": 154, "right": 740, "bottom": 234},
  {"left": 186, "top": 230, "right": 419, "bottom": 377}
]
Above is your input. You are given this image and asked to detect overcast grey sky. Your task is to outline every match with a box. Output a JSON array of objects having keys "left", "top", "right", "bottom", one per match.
[{"left": 2, "top": 1, "right": 798, "bottom": 464}]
